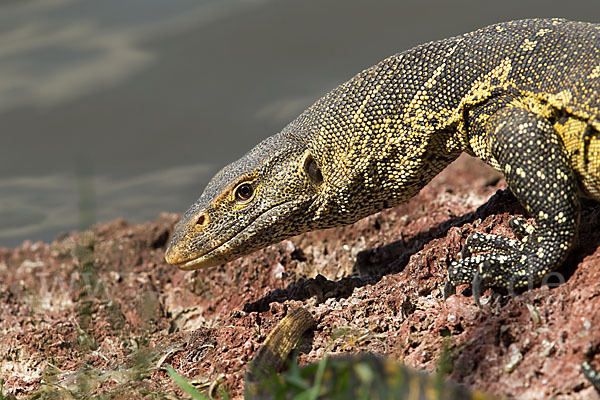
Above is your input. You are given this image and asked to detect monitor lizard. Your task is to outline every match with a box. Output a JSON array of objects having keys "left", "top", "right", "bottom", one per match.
[{"left": 165, "top": 18, "right": 600, "bottom": 391}]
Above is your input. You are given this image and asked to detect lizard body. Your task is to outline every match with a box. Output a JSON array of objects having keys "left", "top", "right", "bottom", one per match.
[
  {"left": 166, "top": 18, "right": 599, "bottom": 293},
  {"left": 166, "top": 19, "right": 600, "bottom": 390}
]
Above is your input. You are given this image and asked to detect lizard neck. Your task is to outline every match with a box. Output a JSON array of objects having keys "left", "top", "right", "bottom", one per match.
[{"left": 282, "top": 42, "right": 471, "bottom": 226}]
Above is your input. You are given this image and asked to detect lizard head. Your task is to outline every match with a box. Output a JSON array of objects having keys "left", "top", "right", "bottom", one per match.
[{"left": 165, "top": 133, "right": 325, "bottom": 270}]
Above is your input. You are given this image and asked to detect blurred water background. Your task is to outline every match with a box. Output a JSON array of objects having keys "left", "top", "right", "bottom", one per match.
[{"left": 1, "top": 0, "right": 599, "bottom": 247}]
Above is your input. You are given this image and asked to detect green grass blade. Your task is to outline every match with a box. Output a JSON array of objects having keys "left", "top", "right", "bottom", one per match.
[{"left": 166, "top": 365, "right": 210, "bottom": 400}]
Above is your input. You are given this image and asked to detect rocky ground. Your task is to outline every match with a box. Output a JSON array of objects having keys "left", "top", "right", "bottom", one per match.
[{"left": 1, "top": 154, "right": 599, "bottom": 399}]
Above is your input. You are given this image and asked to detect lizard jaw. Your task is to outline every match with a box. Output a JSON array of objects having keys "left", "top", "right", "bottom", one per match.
[{"left": 171, "top": 253, "right": 228, "bottom": 270}]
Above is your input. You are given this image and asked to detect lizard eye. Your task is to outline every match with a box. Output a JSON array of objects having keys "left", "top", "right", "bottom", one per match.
[
  {"left": 235, "top": 183, "right": 254, "bottom": 201},
  {"left": 304, "top": 154, "right": 323, "bottom": 185}
]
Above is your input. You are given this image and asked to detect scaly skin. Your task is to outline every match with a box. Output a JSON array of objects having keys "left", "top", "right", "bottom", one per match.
[
  {"left": 165, "top": 19, "right": 600, "bottom": 389},
  {"left": 165, "top": 18, "right": 600, "bottom": 287},
  {"left": 244, "top": 307, "right": 315, "bottom": 398}
]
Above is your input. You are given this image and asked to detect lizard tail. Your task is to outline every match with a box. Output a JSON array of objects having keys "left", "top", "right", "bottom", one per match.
[
  {"left": 243, "top": 306, "right": 502, "bottom": 399},
  {"left": 244, "top": 307, "right": 315, "bottom": 397}
]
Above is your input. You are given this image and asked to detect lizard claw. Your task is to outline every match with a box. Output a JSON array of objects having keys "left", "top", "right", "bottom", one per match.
[
  {"left": 460, "top": 240, "right": 472, "bottom": 259},
  {"left": 472, "top": 269, "right": 484, "bottom": 308},
  {"left": 443, "top": 278, "right": 456, "bottom": 300}
]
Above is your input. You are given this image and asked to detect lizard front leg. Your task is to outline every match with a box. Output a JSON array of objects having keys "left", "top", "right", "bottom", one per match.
[{"left": 444, "top": 107, "right": 581, "bottom": 304}]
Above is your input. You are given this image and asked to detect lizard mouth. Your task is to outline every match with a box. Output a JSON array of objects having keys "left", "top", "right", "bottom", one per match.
[
  {"left": 169, "top": 197, "right": 310, "bottom": 270},
  {"left": 171, "top": 250, "right": 231, "bottom": 270}
]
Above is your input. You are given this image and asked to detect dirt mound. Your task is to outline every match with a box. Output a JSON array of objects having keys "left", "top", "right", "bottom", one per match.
[{"left": 1, "top": 154, "right": 599, "bottom": 399}]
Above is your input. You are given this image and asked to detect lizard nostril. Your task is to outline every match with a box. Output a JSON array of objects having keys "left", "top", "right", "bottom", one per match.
[{"left": 195, "top": 213, "right": 208, "bottom": 228}]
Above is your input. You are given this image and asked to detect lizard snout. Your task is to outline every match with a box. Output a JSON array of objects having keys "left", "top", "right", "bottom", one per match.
[{"left": 164, "top": 211, "right": 210, "bottom": 266}]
